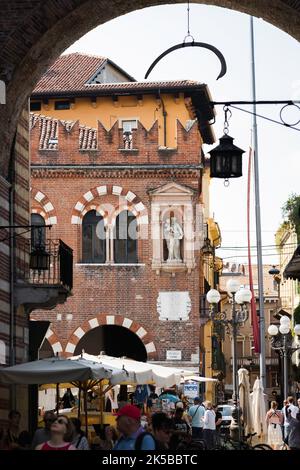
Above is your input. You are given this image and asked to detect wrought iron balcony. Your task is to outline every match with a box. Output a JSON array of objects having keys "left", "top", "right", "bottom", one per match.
[
  {"left": 229, "top": 356, "right": 279, "bottom": 367},
  {"left": 16, "top": 238, "right": 73, "bottom": 289},
  {"left": 14, "top": 238, "right": 73, "bottom": 312}
]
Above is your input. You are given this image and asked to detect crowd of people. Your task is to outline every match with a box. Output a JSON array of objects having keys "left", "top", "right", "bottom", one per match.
[
  {"left": 1, "top": 391, "right": 300, "bottom": 451},
  {"left": 0, "top": 391, "right": 223, "bottom": 451}
]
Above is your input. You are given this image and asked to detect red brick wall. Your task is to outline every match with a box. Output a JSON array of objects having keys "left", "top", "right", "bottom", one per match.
[
  {"left": 30, "top": 117, "right": 202, "bottom": 365},
  {"left": 30, "top": 117, "right": 201, "bottom": 166}
]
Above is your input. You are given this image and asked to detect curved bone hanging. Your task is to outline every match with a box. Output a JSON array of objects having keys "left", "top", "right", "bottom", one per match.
[{"left": 144, "top": 41, "right": 227, "bottom": 80}]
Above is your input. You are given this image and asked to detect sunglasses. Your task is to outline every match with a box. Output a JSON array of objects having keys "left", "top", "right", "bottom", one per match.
[{"left": 54, "top": 418, "right": 68, "bottom": 425}]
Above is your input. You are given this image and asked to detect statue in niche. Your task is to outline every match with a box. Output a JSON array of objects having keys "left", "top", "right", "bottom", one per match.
[{"left": 163, "top": 217, "right": 183, "bottom": 262}]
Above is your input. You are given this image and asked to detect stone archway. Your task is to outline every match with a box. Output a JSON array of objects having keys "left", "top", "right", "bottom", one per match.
[
  {"left": 0, "top": 1, "right": 300, "bottom": 175},
  {"left": 74, "top": 325, "right": 148, "bottom": 362},
  {"left": 31, "top": 187, "right": 58, "bottom": 226},
  {"left": 43, "top": 327, "right": 63, "bottom": 356},
  {"left": 64, "top": 313, "right": 157, "bottom": 359}
]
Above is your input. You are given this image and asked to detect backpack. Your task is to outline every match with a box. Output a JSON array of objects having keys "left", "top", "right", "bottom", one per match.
[
  {"left": 75, "top": 434, "right": 83, "bottom": 449},
  {"left": 134, "top": 432, "right": 156, "bottom": 450}
]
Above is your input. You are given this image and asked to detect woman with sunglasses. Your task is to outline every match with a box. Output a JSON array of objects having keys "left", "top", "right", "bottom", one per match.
[{"left": 35, "top": 415, "right": 77, "bottom": 450}]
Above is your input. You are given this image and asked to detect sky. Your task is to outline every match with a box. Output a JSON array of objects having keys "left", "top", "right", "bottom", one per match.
[{"left": 65, "top": 3, "right": 300, "bottom": 268}]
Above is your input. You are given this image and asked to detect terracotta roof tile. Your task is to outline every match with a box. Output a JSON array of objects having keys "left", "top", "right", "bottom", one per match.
[
  {"left": 31, "top": 113, "right": 97, "bottom": 150},
  {"left": 32, "top": 53, "right": 203, "bottom": 96},
  {"left": 79, "top": 126, "right": 97, "bottom": 150},
  {"left": 33, "top": 53, "right": 108, "bottom": 94}
]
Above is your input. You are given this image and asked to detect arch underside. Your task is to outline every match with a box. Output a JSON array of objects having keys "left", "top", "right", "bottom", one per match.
[{"left": 0, "top": 1, "right": 299, "bottom": 175}]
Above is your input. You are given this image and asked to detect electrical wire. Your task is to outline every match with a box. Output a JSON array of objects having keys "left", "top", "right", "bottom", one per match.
[
  {"left": 217, "top": 246, "right": 296, "bottom": 251},
  {"left": 221, "top": 253, "right": 286, "bottom": 259}
]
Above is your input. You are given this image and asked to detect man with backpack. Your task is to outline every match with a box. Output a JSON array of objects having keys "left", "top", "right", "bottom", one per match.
[
  {"left": 136, "top": 412, "right": 174, "bottom": 451},
  {"left": 188, "top": 397, "right": 205, "bottom": 439},
  {"left": 113, "top": 404, "right": 156, "bottom": 450}
]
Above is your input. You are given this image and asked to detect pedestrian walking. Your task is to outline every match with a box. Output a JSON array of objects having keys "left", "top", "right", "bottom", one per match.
[
  {"left": 203, "top": 401, "right": 216, "bottom": 450},
  {"left": 0, "top": 410, "right": 22, "bottom": 450},
  {"left": 266, "top": 401, "right": 283, "bottom": 450},
  {"left": 187, "top": 397, "right": 205, "bottom": 439},
  {"left": 286, "top": 409, "right": 300, "bottom": 450},
  {"left": 113, "top": 404, "right": 156, "bottom": 450}
]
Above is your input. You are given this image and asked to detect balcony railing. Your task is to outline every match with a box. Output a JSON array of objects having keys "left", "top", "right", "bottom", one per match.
[
  {"left": 229, "top": 356, "right": 279, "bottom": 366},
  {"left": 16, "top": 238, "right": 73, "bottom": 291}
]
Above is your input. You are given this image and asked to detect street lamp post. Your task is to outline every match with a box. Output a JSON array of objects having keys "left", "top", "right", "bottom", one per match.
[
  {"left": 206, "top": 279, "right": 252, "bottom": 441},
  {"left": 268, "top": 316, "right": 300, "bottom": 399}
]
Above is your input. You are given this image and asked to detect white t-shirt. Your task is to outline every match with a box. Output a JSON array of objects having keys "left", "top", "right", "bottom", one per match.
[
  {"left": 283, "top": 404, "right": 299, "bottom": 425},
  {"left": 203, "top": 409, "right": 216, "bottom": 430}
]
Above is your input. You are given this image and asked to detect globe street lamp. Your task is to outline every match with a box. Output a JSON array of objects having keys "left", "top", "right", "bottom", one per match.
[
  {"left": 268, "top": 316, "right": 300, "bottom": 400},
  {"left": 206, "top": 280, "right": 252, "bottom": 441}
]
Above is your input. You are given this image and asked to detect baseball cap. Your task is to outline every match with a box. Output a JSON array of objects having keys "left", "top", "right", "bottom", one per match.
[{"left": 115, "top": 404, "right": 141, "bottom": 421}]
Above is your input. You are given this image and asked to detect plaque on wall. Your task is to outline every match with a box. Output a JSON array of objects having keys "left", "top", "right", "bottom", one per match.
[
  {"left": 166, "top": 350, "right": 182, "bottom": 360},
  {"left": 157, "top": 291, "right": 191, "bottom": 321}
]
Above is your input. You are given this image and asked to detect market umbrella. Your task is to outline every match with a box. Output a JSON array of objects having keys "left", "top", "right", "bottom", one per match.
[
  {"left": 0, "top": 356, "right": 124, "bottom": 384},
  {"left": 0, "top": 357, "right": 111, "bottom": 384},
  {"left": 72, "top": 352, "right": 195, "bottom": 387},
  {"left": 238, "top": 367, "right": 253, "bottom": 436},
  {"left": 0, "top": 355, "right": 128, "bottom": 436},
  {"left": 251, "top": 377, "right": 267, "bottom": 439}
]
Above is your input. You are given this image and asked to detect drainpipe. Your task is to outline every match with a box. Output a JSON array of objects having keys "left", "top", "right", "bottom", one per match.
[{"left": 158, "top": 89, "right": 167, "bottom": 147}]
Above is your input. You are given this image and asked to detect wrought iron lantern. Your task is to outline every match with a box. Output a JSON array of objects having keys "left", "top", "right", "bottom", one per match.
[
  {"left": 209, "top": 134, "right": 244, "bottom": 179},
  {"left": 29, "top": 245, "right": 50, "bottom": 270},
  {"left": 29, "top": 225, "right": 50, "bottom": 270}
]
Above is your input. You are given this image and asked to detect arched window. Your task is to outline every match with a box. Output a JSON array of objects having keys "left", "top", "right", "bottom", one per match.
[
  {"left": 82, "top": 210, "right": 106, "bottom": 263},
  {"left": 114, "top": 211, "right": 137, "bottom": 264},
  {"left": 31, "top": 213, "right": 45, "bottom": 248}
]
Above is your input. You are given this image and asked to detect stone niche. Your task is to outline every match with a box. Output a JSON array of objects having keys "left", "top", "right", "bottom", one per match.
[{"left": 148, "top": 182, "right": 197, "bottom": 275}]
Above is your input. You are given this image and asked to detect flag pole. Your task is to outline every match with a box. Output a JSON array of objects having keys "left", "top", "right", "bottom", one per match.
[{"left": 250, "top": 16, "right": 266, "bottom": 388}]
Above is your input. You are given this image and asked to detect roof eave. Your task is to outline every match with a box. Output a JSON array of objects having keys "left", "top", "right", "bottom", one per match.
[
  {"left": 31, "top": 82, "right": 207, "bottom": 99},
  {"left": 283, "top": 245, "right": 300, "bottom": 280},
  {"left": 31, "top": 83, "right": 215, "bottom": 145}
]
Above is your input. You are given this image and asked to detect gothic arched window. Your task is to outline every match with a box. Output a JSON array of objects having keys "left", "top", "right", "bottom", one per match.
[
  {"left": 82, "top": 210, "right": 106, "bottom": 263},
  {"left": 30, "top": 213, "right": 46, "bottom": 248},
  {"left": 114, "top": 211, "right": 137, "bottom": 264}
]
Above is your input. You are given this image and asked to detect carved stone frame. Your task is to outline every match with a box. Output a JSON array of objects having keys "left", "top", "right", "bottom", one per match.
[{"left": 148, "top": 182, "right": 196, "bottom": 274}]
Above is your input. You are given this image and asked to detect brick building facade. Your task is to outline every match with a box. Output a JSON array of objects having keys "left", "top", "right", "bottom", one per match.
[{"left": 29, "top": 53, "right": 216, "bottom": 371}]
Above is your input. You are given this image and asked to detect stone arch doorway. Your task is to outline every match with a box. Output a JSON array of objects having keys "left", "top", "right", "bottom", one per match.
[
  {"left": 64, "top": 314, "right": 157, "bottom": 359},
  {"left": 74, "top": 325, "right": 148, "bottom": 362},
  {"left": 1, "top": 1, "right": 300, "bottom": 174}
]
